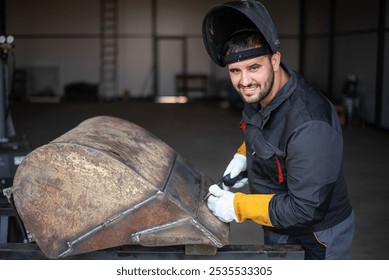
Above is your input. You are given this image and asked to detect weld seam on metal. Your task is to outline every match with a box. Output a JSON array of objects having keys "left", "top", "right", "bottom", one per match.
[
  {"left": 131, "top": 217, "right": 189, "bottom": 243},
  {"left": 195, "top": 172, "right": 206, "bottom": 218},
  {"left": 58, "top": 191, "right": 162, "bottom": 258},
  {"left": 161, "top": 153, "right": 178, "bottom": 193},
  {"left": 191, "top": 218, "right": 223, "bottom": 248},
  {"left": 122, "top": 191, "right": 163, "bottom": 215}
]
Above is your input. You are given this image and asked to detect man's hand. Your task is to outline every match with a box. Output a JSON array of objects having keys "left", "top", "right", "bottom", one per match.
[
  {"left": 223, "top": 153, "right": 248, "bottom": 190},
  {"left": 206, "top": 184, "right": 238, "bottom": 223}
]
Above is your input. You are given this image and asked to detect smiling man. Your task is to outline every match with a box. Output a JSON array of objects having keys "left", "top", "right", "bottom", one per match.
[
  {"left": 202, "top": 0, "right": 355, "bottom": 260},
  {"left": 225, "top": 31, "right": 287, "bottom": 107}
]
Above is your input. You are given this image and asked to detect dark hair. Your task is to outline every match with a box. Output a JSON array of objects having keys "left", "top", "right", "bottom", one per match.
[{"left": 224, "top": 31, "right": 270, "bottom": 56}]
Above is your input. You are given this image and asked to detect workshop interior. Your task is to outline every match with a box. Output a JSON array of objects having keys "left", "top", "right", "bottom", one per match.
[{"left": 1, "top": 0, "right": 389, "bottom": 260}]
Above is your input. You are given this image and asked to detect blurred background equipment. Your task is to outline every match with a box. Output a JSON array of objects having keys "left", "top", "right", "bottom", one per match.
[
  {"left": 0, "top": 34, "right": 29, "bottom": 245},
  {"left": 0, "top": 34, "right": 16, "bottom": 142},
  {"left": 342, "top": 74, "right": 360, "bottom": 124}
]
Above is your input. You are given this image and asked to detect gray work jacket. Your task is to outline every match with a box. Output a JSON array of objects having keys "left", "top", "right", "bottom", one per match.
[{"left": 241, "top": 64, "right": 353, "bottom": 234}]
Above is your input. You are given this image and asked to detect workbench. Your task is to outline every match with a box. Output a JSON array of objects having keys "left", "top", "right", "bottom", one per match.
[{"left": 0, "top": 243, "right": 304, "bottom": 260}]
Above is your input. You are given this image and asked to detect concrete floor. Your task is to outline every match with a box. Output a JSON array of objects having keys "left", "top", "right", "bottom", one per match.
[{"left": 8, "top": 100, "right": 389, "bottom": 260}]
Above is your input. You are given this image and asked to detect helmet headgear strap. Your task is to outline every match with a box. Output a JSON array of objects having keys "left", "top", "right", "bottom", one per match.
[{"left": 223, "top": 45, "right": 271, "bottom": 65}]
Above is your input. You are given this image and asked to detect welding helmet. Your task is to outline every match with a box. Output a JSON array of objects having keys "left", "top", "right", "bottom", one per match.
[{"left": 202, "top": 0, "right": 280, "bottom": 67}]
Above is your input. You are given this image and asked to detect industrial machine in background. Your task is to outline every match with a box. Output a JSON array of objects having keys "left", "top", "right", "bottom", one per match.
[
  {"left": 0, "top": 34, "right": 16, "bottom": 142},
  {"left": 0, "top": 34, "right": 30, "bottom": 245}
]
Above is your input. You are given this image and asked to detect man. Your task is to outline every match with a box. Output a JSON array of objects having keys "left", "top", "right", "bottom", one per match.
[{"left": 202, "top": 0, "right": 354, "bottom": 260}]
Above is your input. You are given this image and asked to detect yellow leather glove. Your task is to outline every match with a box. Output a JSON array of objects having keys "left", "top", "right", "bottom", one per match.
[
  {"left": 234, "top": 192, "right": 275, "bottom": 227},
  {"left": 236, "top": 141, "right": 246, "bottom": 156}
]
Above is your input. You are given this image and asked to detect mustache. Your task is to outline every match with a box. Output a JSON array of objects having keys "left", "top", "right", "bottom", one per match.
[{"left": 238, "top": 83, "right": 260, "bottom": 89}]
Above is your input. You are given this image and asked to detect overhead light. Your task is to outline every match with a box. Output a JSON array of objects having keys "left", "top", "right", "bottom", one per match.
[{"left": 156, "top": 96, "right": 188, "bottom": 104}]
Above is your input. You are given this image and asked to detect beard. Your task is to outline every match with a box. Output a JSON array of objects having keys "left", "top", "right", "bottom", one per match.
[{"left": 237, "top": 70, "right": 275, "bottom": 104}]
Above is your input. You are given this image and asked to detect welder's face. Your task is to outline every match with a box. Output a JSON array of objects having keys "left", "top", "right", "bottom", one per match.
[{"left": 227, "top": 55, "right": 275, "bottom": 105}]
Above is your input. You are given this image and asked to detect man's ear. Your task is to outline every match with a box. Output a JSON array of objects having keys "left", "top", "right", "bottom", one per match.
[{"left": 271, "top": 51, "right": 281, "bottom": 71}]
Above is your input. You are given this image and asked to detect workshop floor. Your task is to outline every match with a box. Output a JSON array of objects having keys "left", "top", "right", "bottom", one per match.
[{"left": 9, "top": 100, "right": 389, "bottom": 260}]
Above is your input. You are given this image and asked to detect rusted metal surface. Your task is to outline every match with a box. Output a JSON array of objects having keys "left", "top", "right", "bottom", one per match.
[{"left": 12, "top": 116, "right": 229, "bottom": 259}]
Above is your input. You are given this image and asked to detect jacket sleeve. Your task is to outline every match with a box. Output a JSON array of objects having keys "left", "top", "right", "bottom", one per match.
[{"left": 268, "top": 120, "right": 343, "bottom": 228}]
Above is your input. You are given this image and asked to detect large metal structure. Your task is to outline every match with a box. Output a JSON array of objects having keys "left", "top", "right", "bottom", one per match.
[
  {"left": 2, "top": 116, "right": 305, "bottom": 260},
  {"left": 11, "top": 116, "right": 229, "bottom": 259}
]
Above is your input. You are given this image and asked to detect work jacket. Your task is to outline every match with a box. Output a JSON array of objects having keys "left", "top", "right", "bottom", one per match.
[{"left": 241, "top": 64, "right": 353, "bottom": 234}]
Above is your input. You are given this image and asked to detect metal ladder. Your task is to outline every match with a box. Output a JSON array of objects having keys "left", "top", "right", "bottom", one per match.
[{"left": 100, "top": 0, "right": 118, "bottom": 100}]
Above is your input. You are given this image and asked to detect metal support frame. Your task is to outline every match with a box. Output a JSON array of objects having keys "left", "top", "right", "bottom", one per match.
[
  {"left": 0, "top": 243, "right": 304, "bottom": 260},
  {"left": 0, "top": 197, "right": 13, "bottom": 243},
  {"left": 298, "top": 0, "right": 306, "bottom": 75},
  {"left": 0, "top": 215, "right": 8, "bottom": 242},
  {"left": 152, "top": 0, "right": 158, "bottom": 98},
  {"left": 327, "top": 0, "right": 335, "bottom": 102},
  {"left": 0, "top": 0, "right": 5, "bottom": 35},
  {"left": 375, "top": 0, "right": 386, "bottom": 126},
  {"left": 0, "top": 189, "right": 28, "bottom": 244}
]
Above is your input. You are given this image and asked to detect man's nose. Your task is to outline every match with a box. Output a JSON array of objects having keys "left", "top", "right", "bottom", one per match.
[{"left": 241, "top": 70, "right": 252, "bottom": 86}]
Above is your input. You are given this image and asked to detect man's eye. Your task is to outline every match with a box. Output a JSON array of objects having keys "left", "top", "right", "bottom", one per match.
[
  {"left": 229, "top": 69, "right": 240, "bottom": 74},
  {"left": 249, "top": 65, "right": 260, "bottom": 71}
]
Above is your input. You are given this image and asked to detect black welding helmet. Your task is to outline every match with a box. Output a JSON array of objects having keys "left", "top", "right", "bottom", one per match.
[{"left": 202, "top": 0, "right": 280, "bottom": 67}]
